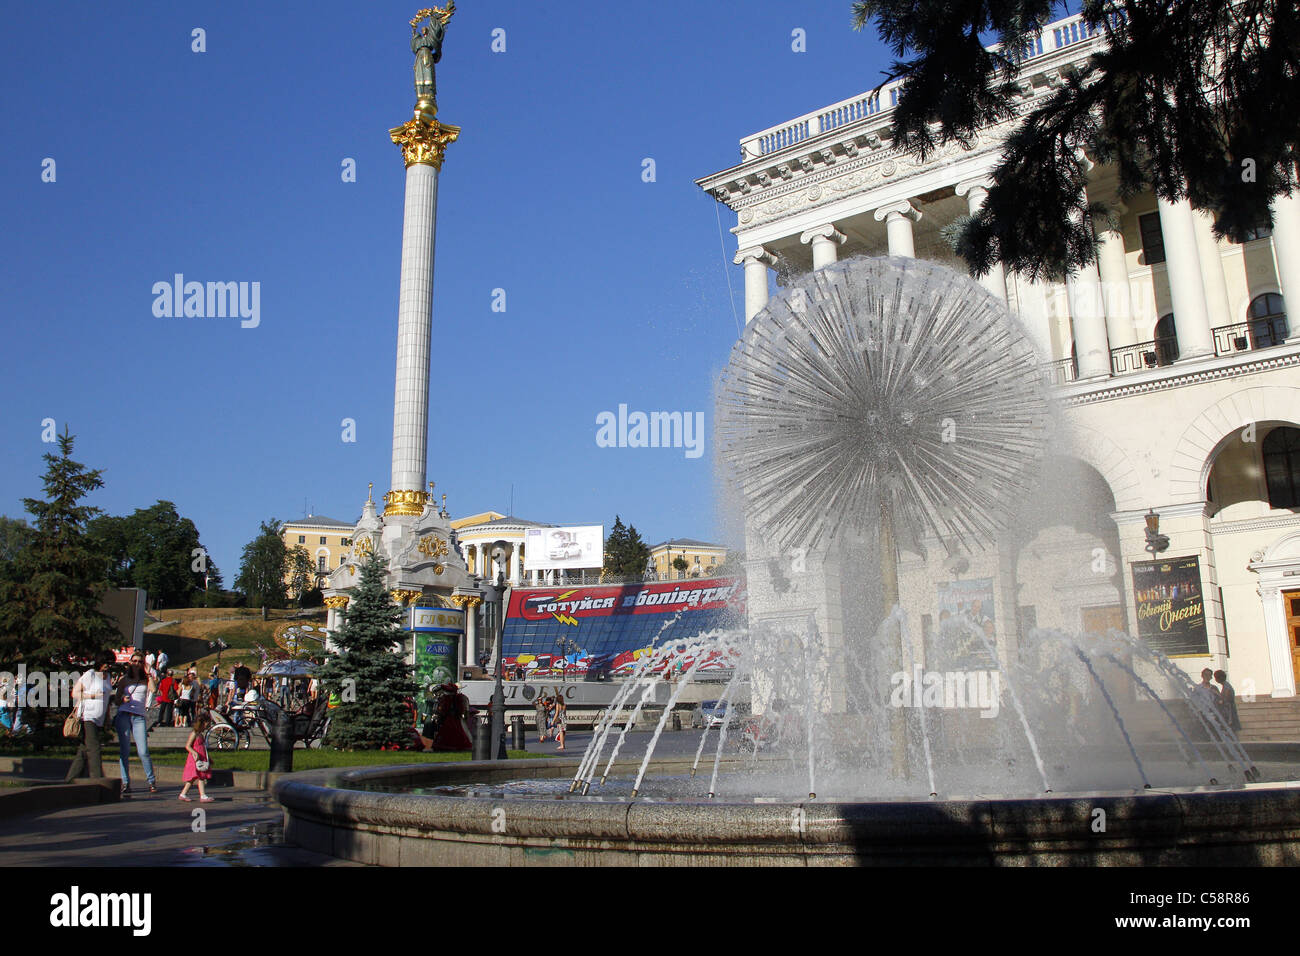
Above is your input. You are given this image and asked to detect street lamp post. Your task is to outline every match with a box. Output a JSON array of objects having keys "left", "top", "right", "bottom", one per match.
[{"left": 487, "top": 540, "right": 514, "bottom": 759}]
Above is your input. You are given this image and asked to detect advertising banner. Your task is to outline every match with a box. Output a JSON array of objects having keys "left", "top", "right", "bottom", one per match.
[
  {"left": 1131, "top": 556, "right": 1209, "bottom": 656},
  {"left": 522, "top": 525, "right": 604, "bottom": 570},
  {"left": 411, "top": 606, "right": 464, "bottom": 697},
  {"left": 501, "top": 577, "right": 745, "bottom": 678}
]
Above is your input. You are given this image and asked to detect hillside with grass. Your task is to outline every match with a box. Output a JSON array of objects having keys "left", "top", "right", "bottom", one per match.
[{"left": 142, "top": 607, "right": 327, "bottom": 674}]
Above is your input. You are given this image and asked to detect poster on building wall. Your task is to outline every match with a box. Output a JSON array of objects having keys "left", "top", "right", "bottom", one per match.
[
  {"left": 930, "top": 578, "right": 996, "bottom": 669},
  {"left": 523, "top": 525, "right": 604, "bottom": 570},
  {"left": 1131, "top": 556, "right": 1209, "bottom": 656}
]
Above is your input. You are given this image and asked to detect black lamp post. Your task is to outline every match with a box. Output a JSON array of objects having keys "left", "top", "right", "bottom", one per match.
[{"left": 487, "top": 539, "right": 513, "bottom": 759}]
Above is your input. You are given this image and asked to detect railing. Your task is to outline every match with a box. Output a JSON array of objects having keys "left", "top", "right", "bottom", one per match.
[
  {"left": 740, "top": 11, "right": 1116, "bottom": 158},
  {"left": 1214, "top": 316, "right": 1290, "bottom": 355},
  {"left": 1045, "top": 356, "right": 1078, "bottom": 386},
  {"left": 1109, "top": 335, "right": 1177, "bottom": 375}
]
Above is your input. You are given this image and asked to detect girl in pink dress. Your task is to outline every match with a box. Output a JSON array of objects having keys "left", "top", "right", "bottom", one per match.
[{"left": 179, "top": 710, "right": 214, "bottom": 802}]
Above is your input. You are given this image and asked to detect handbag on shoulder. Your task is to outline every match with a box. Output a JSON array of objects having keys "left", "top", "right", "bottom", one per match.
[{"left": 62, "top": 711, "right": 83, "bottom": 739}]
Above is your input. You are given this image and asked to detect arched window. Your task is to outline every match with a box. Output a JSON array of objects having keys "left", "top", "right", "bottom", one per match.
[
  {"left": 1263, "top": 427, "right": 1300, "bottom": 509},
  {"left": 316, "top": 555, "right": 327, "bottom": 573},
  {"left": 1154, "top": 313, "right": 1179, "bottom": 366},
  {"left": 1248, "top": 293, "right": 1288, "bottom": 349}
]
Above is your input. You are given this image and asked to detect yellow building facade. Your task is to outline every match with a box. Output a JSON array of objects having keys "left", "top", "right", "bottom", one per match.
[
  {"left": 649, "top": 538, "right": 729, "bottom": 579},
  {"left": 281, "top": 515, "right": 354, "bottom": 587}
]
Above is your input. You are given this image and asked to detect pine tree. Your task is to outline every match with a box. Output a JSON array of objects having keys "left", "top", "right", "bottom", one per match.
[
  {"left": 602, "top": 516, "right": 629, "bottom": 577},
  {"left": 852, "top": 0, "right": 1300, "bottom": 279},
  {"left": 315, "top": 552, "right": 417, "bottom": 749},
  {"left": 0, "top": 429, "right": 119, "bottom": 665},
  {"left": 602, "top": 516, "right": 652, "bottom": 578}
]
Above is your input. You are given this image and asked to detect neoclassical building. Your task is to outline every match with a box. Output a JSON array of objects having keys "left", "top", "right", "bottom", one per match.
[
  {"left": 280, "top": 515, "right": 353, "bottom": 587},
  {"left": 697, "top": 11, "right": 1300, "bottom": 697}
]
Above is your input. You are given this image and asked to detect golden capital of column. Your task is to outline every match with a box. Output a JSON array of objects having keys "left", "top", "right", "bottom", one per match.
[
  {"left": 390, "top": 588, "right": 423, "bottom": 606},
  {"left": 383, "top": 489, "right": 430, "bottom": 516},
  {"left": 323, "top": 595, "right": 351, "bottom": 610},
  {"left": 390, "top": 112, "right": 460, "bottom": 170},
  {"left": 449, "top": 594, "right": 482, "bottom": 610}
]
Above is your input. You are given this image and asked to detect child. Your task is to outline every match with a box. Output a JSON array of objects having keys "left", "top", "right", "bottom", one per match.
[{"left": 178, "top": 711, "right": 214, "bottom": 803}]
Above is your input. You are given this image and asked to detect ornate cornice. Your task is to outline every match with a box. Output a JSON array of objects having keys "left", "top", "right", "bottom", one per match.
[
  {"left": 384, "top": 489, "right": 430, "bottom": 516},
  {"left": 323, "top": 595, "right": 350, "bottom": 610},
  {"left": 448, "top": 593, "right": 482, "bottom": 610},
  {"left": 729, "top": 135, "right": 1003, "bottom": 230},
  {"left": 390, "top": 112, "right": 460, "bottom": 169},
  {"left": 1059, "top": 348, "right": 1300, "bottom": 407},
  {"left": 1211, "top": 513, "right": 1300, "bottom": 536}
]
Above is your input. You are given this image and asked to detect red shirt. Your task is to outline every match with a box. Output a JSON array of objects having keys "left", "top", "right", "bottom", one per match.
[{"left": 157, "top": 676, "right": 177, "bottom": 702}]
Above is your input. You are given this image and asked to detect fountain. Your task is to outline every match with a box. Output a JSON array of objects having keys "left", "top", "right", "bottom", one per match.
[{"left": 275, "top": 258, "right": 1300, "bottom": 865}]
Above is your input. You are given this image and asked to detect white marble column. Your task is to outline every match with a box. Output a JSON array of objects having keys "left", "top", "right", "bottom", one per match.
[
  {"left": 1094, "top": 214, "right": 1138, "bottom": 348},
  {"left": 509, "top": 547, "right": 520, "bottom": 586},
  {"left": 735, "top": 246, "right": 777, "bottom": 324},
  {"left": 874, "top": 200, "right": 921, "bottom": 258},
  {"left": 1156, "top": 196, "right": 1216, "bottom": 359},
  {"left": 799, "top": 224, "right": 847, "bottom": 270},
  {"left": 1192, "top": 210, "right": 1232, "bottom": 330},
  {"left": 464, "top": 601, "right": 478, "bottom": 669},
  {"left": 1270, "top": 189, "right": 1300, "bottom": 342},
  {"left": 390, "top": 162, "right": 439, "bottom": 494},
  {"left": 955, "top": 181, "right": 1007, "bottom": 301},
  {"left": 1066, "top": 258, "right": 1112, "bottom": 378}
]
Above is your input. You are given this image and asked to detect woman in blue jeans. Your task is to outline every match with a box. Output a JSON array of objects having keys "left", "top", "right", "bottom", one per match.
[{"left": 114, "top": 652, "right": 158, "bottom": 795}]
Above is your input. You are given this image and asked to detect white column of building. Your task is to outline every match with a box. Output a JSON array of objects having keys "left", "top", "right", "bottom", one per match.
[
  {"left": 390, "top": 162, "right": 439, "bottom": 495},
  {"left": 799, "top": 224, "right": 846, "bottom": 270},
  {"left": 1192, "top": 210, "right": 1233, "bottom": 330},
  {"left": 874, "top": 200, "right": 921, "bottom": 257},
  {"left": 1066, "top": 258, "right": 1112, "bottom": 378},
  {"left": 1093, "top": 210, "right": 1138, "bottom": 349},
  {"left": 1156, "top": 196, "right": 1216, "bottom": 359},
  {"left": 1270, "top": 188, "right": 1300, "bottom": 342},
  {"left": 464, "top": 601, "right": 478, "bottom": 669},
  {"left": 734, "top": 246, "right": 777, "bottom": 323},
  {"left": 954, "top": 181, "right": 1007, "bottom": 301},
  {"left": 509, "top": 547, "right": 520, "bottom": 585}
]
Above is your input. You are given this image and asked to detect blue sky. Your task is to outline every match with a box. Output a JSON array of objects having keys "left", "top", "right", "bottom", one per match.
[{"left": 0, "top": 1, "right": 1063, "bottom": 579}]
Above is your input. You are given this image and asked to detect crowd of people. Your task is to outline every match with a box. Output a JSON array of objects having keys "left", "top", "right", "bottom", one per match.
[{"left": 61, "top": 649, "right": 270, "bottom": 801}]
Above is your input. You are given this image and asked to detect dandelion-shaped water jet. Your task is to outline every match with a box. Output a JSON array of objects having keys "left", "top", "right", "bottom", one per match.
[{"left": 716, "top": 255, "right": 1052, "bottom": 604}]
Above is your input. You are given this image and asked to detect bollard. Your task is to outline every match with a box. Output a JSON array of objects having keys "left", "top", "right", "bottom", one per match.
[
  {"left": 268, "top": 707, "right": 295, "bottom": 774},
  {"left": 511, "top": 714, "right": 526, "bottom": 752},
  {"left": 472, "top": 717, "right": 492, "bottom": 761},
  {"left": 671, "top": 712, "right": 681, "bottom": 732}
]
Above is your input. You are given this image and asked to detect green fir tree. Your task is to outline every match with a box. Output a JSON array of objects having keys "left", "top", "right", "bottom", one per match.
[
  {"left": 602, "top": 515, "right": 653, "bottom": 578},
  {"left": 0, "top": 430, "right": 119, "bottom": 665},
  {"left": 315, "top": 552, "right": 418, "bottom": 749}
]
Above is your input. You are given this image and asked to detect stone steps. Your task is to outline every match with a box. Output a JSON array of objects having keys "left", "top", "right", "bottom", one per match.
[{"left": 1116, "top": 697, "right": 1300, "bottom": 743}]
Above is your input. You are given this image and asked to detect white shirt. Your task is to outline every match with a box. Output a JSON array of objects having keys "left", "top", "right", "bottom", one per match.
[
  {"left": 118, "top": 679, "right": 151, "bottom": 717},
  {"left": 76, "top": 670, "right": 112, "bottom": 725}
]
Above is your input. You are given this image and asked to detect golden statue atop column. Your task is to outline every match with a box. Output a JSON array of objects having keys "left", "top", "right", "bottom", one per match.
[{"left": 391, "top": 5, "right": 461, "bottom": 169}]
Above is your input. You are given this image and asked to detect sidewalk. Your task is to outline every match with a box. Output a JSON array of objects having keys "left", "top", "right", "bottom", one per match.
[{"left": 0, "top": 783, "right": 358, "bottom": 866}]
